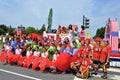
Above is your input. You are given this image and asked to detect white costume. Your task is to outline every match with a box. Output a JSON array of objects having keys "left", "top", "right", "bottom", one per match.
[
  {"left": 41, "top": 52, "right": 48, "bottom": 58},
  {"left": 52, "top": 54, "right": 59, "bottom": 61},
  {"left": 33, "top": 51, "right": 40, "bottom": 57},
  {"left": 15, "top": 49, "right": 22, "bottom": 55},
  {"left": 26, "top": 50, "right": 32, "bottom": 57}
]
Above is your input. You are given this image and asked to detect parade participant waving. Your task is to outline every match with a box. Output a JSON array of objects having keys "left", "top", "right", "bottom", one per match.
[
  {"left": 92, "top": 37, "right": 103, "bottom": 75},
  {"left": 100, "top": 39, "right": 111, "bottom": 79}
]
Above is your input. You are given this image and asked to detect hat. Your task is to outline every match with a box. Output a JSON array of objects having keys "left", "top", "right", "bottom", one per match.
[
  {"left": 85, "top": 38, "right": 90, "bottom": 43},
  {"left": 95, "top": 37, "right": 102, "bottom": 42},
  {"left": 81, "top": 38, "right": 85, "bottom": 42}
]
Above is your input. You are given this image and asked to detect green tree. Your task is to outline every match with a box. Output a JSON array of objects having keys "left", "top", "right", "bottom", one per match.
[
  {"left": 25, "top": 27, "right": 36, "bottom": 34},
  {"left": 47, "top": 8, "right": 53, "bottom": 30},
  {"left": 0, "top": 24, "right": 9, "bottom": 34},
  {"left": 38, "top": 24, "right": 46, "bottom": 35},
  {"left": 93, "top": 27, "right": 105, "bottom": 39}
]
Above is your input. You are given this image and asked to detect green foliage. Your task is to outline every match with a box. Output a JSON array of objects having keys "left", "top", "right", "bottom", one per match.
[
  {"left": 0, "top": 24, "right": 15, "bottom": 35},
  {"left": 38, "top": 24, "right": 46, "bottom": 35},
  {"left": 0, "top": 24, "right": 8, "bottom": 34},
  {"left": 93, "top": 27, "right": 105, "bottom": 39},
  {"left": 48, "top": 8, "right": 53, "bottom": 30},
  {"left": 0, "top": 28, "right": 5, "bottom": 35},
  {"left": 25, "top": 27, "right": 36, "bottom": 34}
]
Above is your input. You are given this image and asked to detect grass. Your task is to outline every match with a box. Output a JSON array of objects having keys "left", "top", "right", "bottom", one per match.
[{"left": 0, "top": 41, "right": 2, "bottom": 45}]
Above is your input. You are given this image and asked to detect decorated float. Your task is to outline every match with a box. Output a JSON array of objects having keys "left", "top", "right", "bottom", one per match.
[{"left": 105, "top": 18, "right": 120, "bottom": 67}]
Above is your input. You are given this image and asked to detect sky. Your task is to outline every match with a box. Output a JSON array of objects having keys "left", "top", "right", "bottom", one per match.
[{"left": 0, "top": 0, "right": 120, "bottom": 37}]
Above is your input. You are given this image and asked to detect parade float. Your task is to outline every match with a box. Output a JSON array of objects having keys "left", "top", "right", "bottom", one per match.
[{"left": 105, "top": 18, "right": 120, "bottom": 67}]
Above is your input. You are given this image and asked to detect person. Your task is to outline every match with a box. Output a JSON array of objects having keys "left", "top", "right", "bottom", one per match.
[
  {"left": 100, "top": 39, "right": 111, "bottom": 79},
  {"left": 48, "top": 50, "right": 60, "bottom": 73},
  {"left": 41, "top": 47, "right": 49, "bottom": 59},
  {"left": 52, "top": 50, "right": 60, "bottom": 62},
  {"left": 4, "top": 41, "right": 12, "bottom": 64},
  {"left": 84, "top": 38, "right": 92, "bottom": 58},
  {"left": 23, "top": 47, "right": 40, "bottom": 68},
  {"left": 61, "top": 41, "right": 72, "bottom": 56},
  {"left": 77, "top": 39, "right": 85, "bottom": 58},
  {"left": 11, "top": 44, "right": 22, "bottom": 64},
  {"left": 18, "top": 46, "right": 33, "bottom": 66},
  {"left": 20, "top": 37, "right": 26, "bottom": 56},
  {"left": 71, "top": 41, "right": 78, "bottom": 56},
  {"left": 92, "top": 37, "right": 103, "bottom": 75},
  {"left": 48, "top": 42, "right": 56, "bottom": 60},
  {"left": 76, "top": 51, "right": 91, "bottom": 79}
]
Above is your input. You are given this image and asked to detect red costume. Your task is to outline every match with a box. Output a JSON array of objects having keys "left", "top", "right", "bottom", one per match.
[
  {"left": 100, "top": 46, "right": 111, "bottom": 63},
  {"left": 92, "top": 46, "right": 103, "bottom": 60}
]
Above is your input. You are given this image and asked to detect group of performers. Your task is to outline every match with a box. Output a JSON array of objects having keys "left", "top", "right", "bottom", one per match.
[{"left": 0, "top": 35, "right": 111, "bottom": 79}]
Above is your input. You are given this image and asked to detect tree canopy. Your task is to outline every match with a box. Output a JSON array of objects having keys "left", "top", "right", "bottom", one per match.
[
  {"left": 47, "top": 8, "right": 53, "bottom": 30},
  {"left": 93, "top": 27, "right": 105, "bottom": 39},
  {"left": 25, "top": 27, "right": 36, "bottom": 34}
]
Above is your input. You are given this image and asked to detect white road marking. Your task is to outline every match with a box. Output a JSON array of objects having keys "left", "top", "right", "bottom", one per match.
[{"left": 0, "top": 69, "right": 42, "bottom": 80}]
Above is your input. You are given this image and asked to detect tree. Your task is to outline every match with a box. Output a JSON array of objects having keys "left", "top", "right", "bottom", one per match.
[
  {"left": 47, "top": 8, "right": 53, "bottom": 30},
  {"left": 25, "top": 27, "right": 36, "bottom": 34},
  {"left": 93, "top": 27, "right": 105, "bottom": 39},
  {"left": 0, "top": 24, "right": 8, "bottom": 35},
  {"left": 38, "top": 24, "right": 46, "bottom": 35}
]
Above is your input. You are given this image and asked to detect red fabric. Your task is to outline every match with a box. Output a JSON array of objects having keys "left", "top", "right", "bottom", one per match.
[
  {"left": 55, "top": 53, "right": 71, "bottom": 71},
  {"left": 32, "top": 57, "right": 44, "bottom": 70},
  {"left": 80, "top": 58, "right": 91, "bottom": 71},
  {"left": 7, "top": 51, "right": 14, "bottom": 64},
  {"left": 100, "top": 46, "right": 111, "bottom": 63},
  {"left": 0, "top": 50, "right": 6, "bottom": 62},
  {"left": 110, "top": 53, "right": 120, "bottom": 57},
  {"left": 79, "top": 45, "right": 85, "bottom": 51},
  {"left": 85, "top": 38, "right": 90, "bottom": 43},
  {"left": 71, "top": 53, "right": 79, "bottom": 63},
  {"left": 92, "top": 46, "right": 103, "bottom": 60},
  {"left": 23, "top": 56, "right": 35, "bottom": 68},
  {"left": 77, "top": 58, "right": 83, "bottom": 63},
  {"left": 95, "top": 37, "right": 102, "bottom": 42},
  {"left": 18, "top": 56, "right": 26, "bottom": 66},
  {"left": 39, "top": 58, "right": 48, "bottom": 71},
  {"left": 12, "top": 54, "right": 21, "bottom": 63}
]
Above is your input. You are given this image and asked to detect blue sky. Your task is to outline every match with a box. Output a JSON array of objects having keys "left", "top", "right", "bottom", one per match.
[{"left": 0, "top": 0, "right": 120, "bottom": 37}]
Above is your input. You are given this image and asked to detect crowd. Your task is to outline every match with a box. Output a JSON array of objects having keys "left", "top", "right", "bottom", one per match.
[{"left": 0, "top": 34, "right": 111, "bottom": 79}]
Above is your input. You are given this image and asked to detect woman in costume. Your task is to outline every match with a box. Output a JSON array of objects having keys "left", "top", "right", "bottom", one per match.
[
  {"left": 100, "top": 39, "right": 111, "bottom": 79},
  {"left": 76, "top": 51, "right": 91, "bottom": 79},
  {"left": 92, "top": 37, "right": 103, "bottom": 75}
]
